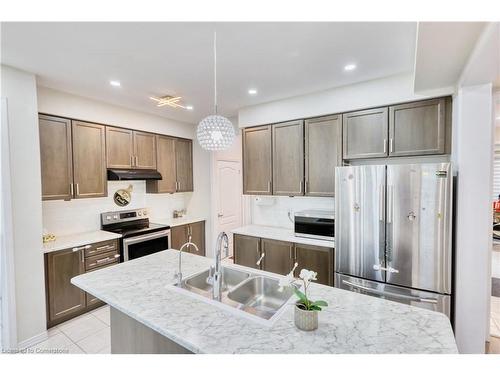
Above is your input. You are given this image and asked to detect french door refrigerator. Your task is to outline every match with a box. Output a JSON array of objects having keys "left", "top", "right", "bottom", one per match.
[{"left": 334, "top": 163, "right": 453, "bottom": 319}]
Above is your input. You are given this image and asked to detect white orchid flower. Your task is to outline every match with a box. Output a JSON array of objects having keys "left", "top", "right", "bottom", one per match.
[{"left": 299, "top": 269, "right": 317, "bottom": 282}]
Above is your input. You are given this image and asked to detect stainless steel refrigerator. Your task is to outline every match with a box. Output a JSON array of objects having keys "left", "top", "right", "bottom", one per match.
[{"left": 334, "top": 163, "right": 453, "bottom": 318}]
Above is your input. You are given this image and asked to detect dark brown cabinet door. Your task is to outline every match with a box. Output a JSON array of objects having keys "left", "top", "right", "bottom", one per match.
[
  {"left": 294, "top": 244, "right": 333, "bottom": 286},
  {"left": 39, "top": 115, "right": 73, "bottom": 200},
  {"left": 72, "top": 121, "right": 107, "bottom": 198},
  {"left": 175, "top": 138, "right": 193, "bottom": 192},
  {"left": 171, "top": 225, "right": 188, "bottom": 251},
  {"left": 305, "top": 115, "right": 341, "bottom": 197},
  {"left": 45, "top": 248, "right": 86, "bottom": 325},
  {"left": 272, "top": 120, "right": 304, "bottom": 196},
  {"left": 343, "top": 107, "right": 388, "bottom": 159},
  {"left": 147, "top": 135, "right": 177, "bottom": 193},
  {"left": 261, "top": 239, "right": 294, "bottom": 276},
  {"left": 188, "top": 221, "right": 205, "bottom": 256},
  {"left": 389, "top": 98, "right": 446, "bottom": 157},
  {"left": 234, "top": 234, "right": 261, "bottom": 270},
  {"left": 106, "top": 126, "right": 133, "bottom": 168},
  {"left": 133, "top": 131, "right": 157, "bottom": 169},
  {"left": 243, "top": 125, "right": 272, "bottom": 195}
]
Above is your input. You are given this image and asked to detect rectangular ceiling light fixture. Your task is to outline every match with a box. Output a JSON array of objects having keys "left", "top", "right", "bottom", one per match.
[{"left": 149, "top": 95, "right": 187, "bottom": 109}]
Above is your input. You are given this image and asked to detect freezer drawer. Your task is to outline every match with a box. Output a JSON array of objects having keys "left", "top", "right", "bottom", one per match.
[{"left": 335, "top": 273, "right": 451, "bottom": 319}]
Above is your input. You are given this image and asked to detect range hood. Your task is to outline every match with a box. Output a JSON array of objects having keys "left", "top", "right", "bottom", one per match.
[{"left": 107, "top": 169, "right": 162, "bottom": 181}]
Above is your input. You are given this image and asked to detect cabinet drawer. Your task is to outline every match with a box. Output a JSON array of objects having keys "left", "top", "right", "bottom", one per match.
[
  {"left": 85, "top": 250, "right": 120, "bottom": 271},
  {"left": 84, "top": 240, "right": 118, "bottom": 257}
]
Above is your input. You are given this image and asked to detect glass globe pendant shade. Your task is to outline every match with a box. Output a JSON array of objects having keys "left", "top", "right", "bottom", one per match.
[{"left": 196, "top": 114, "right": 235, "bottom": 151}]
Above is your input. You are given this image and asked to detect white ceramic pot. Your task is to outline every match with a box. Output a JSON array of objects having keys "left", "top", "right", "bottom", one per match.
[{"left": 294, "top": 304, "right": 318, "bottom": 331}]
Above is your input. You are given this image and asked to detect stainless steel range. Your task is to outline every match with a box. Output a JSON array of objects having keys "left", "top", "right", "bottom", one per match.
[{"left": 101, "top": 208, "right": 171, "bottom": 261}]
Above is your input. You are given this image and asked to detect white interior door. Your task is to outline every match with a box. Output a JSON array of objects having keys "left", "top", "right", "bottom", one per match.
[{"left": 215, "top": 160, "right": 242, "bottom": 258}]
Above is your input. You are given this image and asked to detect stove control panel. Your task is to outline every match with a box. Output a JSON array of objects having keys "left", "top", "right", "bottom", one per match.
[{"left": 101, "top": 208, "right": 149, "bottom": 225}]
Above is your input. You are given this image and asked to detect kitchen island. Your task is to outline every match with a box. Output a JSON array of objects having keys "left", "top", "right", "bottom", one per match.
[{"left": 71, "top": 250, "right": 457, "bottom": 354}]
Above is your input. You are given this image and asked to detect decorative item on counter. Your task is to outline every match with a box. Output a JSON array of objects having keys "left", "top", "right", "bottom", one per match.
[
  {"left": 279, "top": 263, "right": 328, "bottom": 331},
  {"left": 173, "top": 209, "right": 187, "bottom": 218},
  {"left": 114, "top": 184, "right": 133, "bottom": 207},
  {"left": 42, "top": 233, "right": 56, "bottom": 243}
]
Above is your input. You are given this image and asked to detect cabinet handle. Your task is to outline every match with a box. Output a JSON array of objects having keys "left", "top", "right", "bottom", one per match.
[
  {"left": 289, "top": 245, "right": 293, "bottom": 260},
  {"left": 304, "top": 181, "right": 308, "bottom": 194},
  {"left": 383, "top": 139, "right": 387, "bottom": 154},
  {"left": 70, "top": 183, "right": 74, "bottom": 197},
  {"left": 389, "top": 138, "right": 394, "bottom": 153},
  {"left": 299, "top": 180, "right": 303, "bottom": 193},
  {"left": 96, "top": 244, "right": 115, "bottom": 251},
  {"left": 268, "top": 181, "right": 271, "bottom": 193},
  {"left": 256, "top": 252, "right": 265, "bottom": 266},
  {"left": 72, "top": 245, "right": 91, "bottom": 252},
  {"left": 135, "top": 155, "right": 139, "bottom": 166},
  {"left": 80, "top": 250, "right": 84, "bottom": 263},
  {"left": 75, "top": 183, "right": 80, "bottom": 196},
  {"left": 130, "top": 155, "right": 134, "bottom": 167}
]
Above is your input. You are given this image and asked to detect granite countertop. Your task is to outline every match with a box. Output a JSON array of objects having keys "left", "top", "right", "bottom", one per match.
[
  {"left": 151, "top": 216, "right": 206, "bottom": 228},
  {"left": 43, "top": 230, "right": 122, "bottom": 254},
  {"left": 232, "top": 224, "right": 335, "bottom": 248},
  {"left": 71, "top": 250, "right": 457, "bottom": 354}
]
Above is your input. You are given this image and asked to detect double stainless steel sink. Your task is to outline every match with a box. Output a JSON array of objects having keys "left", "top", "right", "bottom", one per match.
[{"left": 176, "top": 267, "right": 294, "bottom": 321}]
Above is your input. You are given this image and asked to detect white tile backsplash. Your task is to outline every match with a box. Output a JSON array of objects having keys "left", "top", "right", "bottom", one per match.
[
  {"left": 248, "top": 195, "right": 334, "bottom": 229},
  {"left": 42, "top": 181, "right": 188, "bottom": 236}
]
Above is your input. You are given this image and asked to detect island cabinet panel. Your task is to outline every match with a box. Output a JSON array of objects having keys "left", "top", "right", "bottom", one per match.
[
  {"left": 305, "top": 115, "right": 342, "bottom": 197},
  {"left": 147, "top": 135, "right": 177, "bottom": 193},
  {"left": 294, "top": 244, "right": 333, "bottom": 286},
  {"left": 343, "top": 107, "right": 389, "bottom": 160},
  {"left": 233, "top": 234, "right": 261, "bottom": 270},
  {"left": 39, "top": 114, "right": 73, "bottom": 200},
  {"left": 171, "top": 221, "right": 206, "bottom": 256},
  {"left": 389, "top": 98, "right": 446, "bottom": 157},
  {"left": 133, "top": 131, "right": 157, "bottom": 169},
  {"left": 242, "top": 125, "right": 272, "bottom": 195},
  {"left": 272, "top": 120, "right": 304, "bottom": 196},
  {"left": 72, "top": 121, "right": 107, "bottom": 198},
  {"left": 45, "top": 248, "right": 86, "bottom": 326},
  {"left": 261, "top": 239, "right": 294, "bottom": 276},
  {"left": 106, "top": 126, "right": 134, "bottom": 168},
  {"left": 175, "top": 138, "right": 193, "bottom": 192}
]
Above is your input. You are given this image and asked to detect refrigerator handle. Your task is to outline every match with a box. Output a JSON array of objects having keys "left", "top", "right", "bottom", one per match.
[
  {"left": 341, "top": 280, "right": 438, "bottom": 304},
  {"left": 378, "top": 185, "right": 385, "bottom": 221},
  {"left": 387, "top": 185, "right": 393, "bottom": 224}
]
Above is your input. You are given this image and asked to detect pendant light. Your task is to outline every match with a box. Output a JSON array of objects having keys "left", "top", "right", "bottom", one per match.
[{"left": 196, "top": 31, "right": 235, "bottom": 151}]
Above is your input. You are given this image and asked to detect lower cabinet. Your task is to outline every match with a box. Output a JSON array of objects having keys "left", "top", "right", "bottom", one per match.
[
  {"left": 171, "top": 221, "right": 206, "bottom": 256},
  {"left": 233, "top": 234, "right": 334, "bottom": 286},
  {"left": 45, "top": 239, "right": 119, "bottom": 328}
]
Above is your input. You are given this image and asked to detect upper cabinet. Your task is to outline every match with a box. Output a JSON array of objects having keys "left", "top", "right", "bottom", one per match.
[
  {"left": 272, "top": 120, "right": 304, "bottom": 196},
  {"left": 305, "top": 115, "right": 342, "bottom": 197},
  {"left": 343, "top": 107, "right": 389, "bottom": 160},
  {"left": 72, "top": 121, "right": 107, "bottom": 198},
  {"left": 147, "top": 136, "right": 193, "bottom": 193},
  {"left": 39, "top": 115, "right": 73, "bottom": 200},
  {"left": 39, "top": 115, "right": 107, "bottom": 201},
  {"left": 243, "top": 125, "right": 272, "bottom": 195},
  {"left": 106, "top": 126, "right": 156, "bottom": 169},
  {"left": 174, "top": 138, "right": 193, "bottom": 192},
  {"left": 388, "top": 98, "right": 446, "bottom": 157}
]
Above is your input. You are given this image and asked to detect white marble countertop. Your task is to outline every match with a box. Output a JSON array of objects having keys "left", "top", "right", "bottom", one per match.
[
  {"left": 72, "top": 250, "right": 457, "bottom": 354},
  {"left": 232, "top": 224, "right": 335, "bottom": 248},
  {"left": 43, "top": 230, "right": 122, "bottom": 254},
  {"left": 151, "top": 216, "right": 205, "bottom": 228}
]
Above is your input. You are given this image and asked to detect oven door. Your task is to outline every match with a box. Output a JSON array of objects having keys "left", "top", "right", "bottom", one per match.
[{"left": 122, "top": 229, "right": 170, "bottom": 261}]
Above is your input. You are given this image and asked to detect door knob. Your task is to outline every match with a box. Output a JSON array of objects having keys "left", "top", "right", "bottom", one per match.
[
  {"left": 407, "top": 211, "right": 416, "bottom": 221},
  {"left": 217, "top": 213, "right": 223, "bottom": 218}
]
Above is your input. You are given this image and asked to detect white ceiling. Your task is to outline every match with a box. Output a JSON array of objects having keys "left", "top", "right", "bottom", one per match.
[{"left": 1, "top": 22, "right": 417, "bottom": 124}]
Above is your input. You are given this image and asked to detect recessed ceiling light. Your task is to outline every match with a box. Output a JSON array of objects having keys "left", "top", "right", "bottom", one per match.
[
  {"left": 248, "top": 89, "right": 258, "bottom": 95},
  {"left": 344, "top": 64, "right": 357, "bottom": 71},
  {"left": 186, "top": 105, "right": 194, "bottom": 110},
  {"left": 109, "top": 80, "right": 121, "bottom": 87}
]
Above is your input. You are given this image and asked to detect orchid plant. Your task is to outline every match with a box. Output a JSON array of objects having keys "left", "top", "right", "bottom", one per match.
[{"left": 279, "top": 263, "right": 328, "bottom": 311}]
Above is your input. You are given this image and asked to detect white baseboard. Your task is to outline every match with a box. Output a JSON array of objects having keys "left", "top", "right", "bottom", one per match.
[{"left": 17, "top": 330, "right": 48, "bottom": 350}]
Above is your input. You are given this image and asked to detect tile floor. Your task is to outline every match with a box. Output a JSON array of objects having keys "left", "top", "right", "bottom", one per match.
[{"left": 29, "top": 305, "right": 111, "bottom": 354}]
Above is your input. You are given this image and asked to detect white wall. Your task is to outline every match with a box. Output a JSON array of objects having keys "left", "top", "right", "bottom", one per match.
[
  {"left": 37, "top": 87, "right": 212, "bottom": 242},
  {"left": 238, "top": 73, "right": 453, "bottom": 127},
  {"left": 1, "top": 65, "right": 46, "bottom": 345}
]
